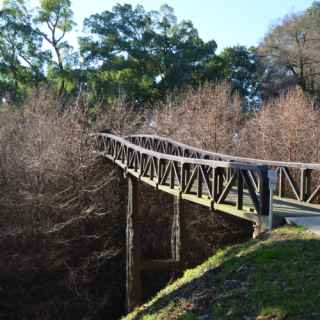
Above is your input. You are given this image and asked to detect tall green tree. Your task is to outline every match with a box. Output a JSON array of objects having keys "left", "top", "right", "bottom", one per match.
[
  {"left": 80, "top": 4, "right": 217, "bottom": 105},
  {"left": 220, "top": 46, "right": 263, "bottom": 107},
  {"left": 80, "top": 4, "right": 157, "bottom": 104},
  {"left": 151, "top": 5, "right": 217, "bottom": 95},
  {"left": 0, "top": 0, "right": 48, "bottom": 103},
  {"left": 259, "top": 1, "right": 320, "bottom": 99},
  {"left": 34, "top": 0, "right": 76, "bottom": 95}
]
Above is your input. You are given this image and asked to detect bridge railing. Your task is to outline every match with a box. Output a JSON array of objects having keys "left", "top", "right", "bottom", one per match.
[
  {"left": 92, "top": 133, "right": 270, "bottom": 221},
  {"left": 128, "top": 135, "right": 320, "bottom": 205}
]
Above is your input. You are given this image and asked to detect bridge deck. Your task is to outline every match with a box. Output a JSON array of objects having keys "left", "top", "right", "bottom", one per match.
[{"left": 228, "top": 189, "right": 320, "bottom": 223}]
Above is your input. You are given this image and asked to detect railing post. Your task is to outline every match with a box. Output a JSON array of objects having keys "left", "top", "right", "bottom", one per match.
[
  {"left": 184, "top": 163, "right": 191, "bottom": 191},
  {"left": 197, "top": 165, "right": 203, "bottom": 198},
  {"left": 157, "top": 158, "right": 163, "bottom": 186},
  {"left": 300, "top": 168, "right": 311, "bottom": 202},
  {"left": 278, "top": 167, "right": 285, "bottom": 198},
  {"left": 181, "top": 163, "right": 186, "bottom": 192},
  {"left": 237, "top": 169, "right": 243, "bottom": 210},
  {"left": 212, "top": 167, "right": 218, "bottom": 202},
  {"left": 126, "top": 176, "right": 142, "bottom": 313},
  {"left": 259, "top": 165, "right": 270, "bottom": 216}
]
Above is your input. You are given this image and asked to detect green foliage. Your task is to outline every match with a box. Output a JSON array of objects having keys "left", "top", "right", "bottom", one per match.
[
  {"left": 36, "top": 0, "right": 74, "bottom": 32},
  {"left": 5, "top": 1, "right": 318, "bottom": 108},
  {"left": 219, "top": 46, "right": 263, "bottom": 108},
  {"left": 177, "top": 312, "right": 198, "bottom": 320},
  {"left": 0, "top": 0, "right": 48, "bottom": 102},
  {"left": 80, "top": 3, "right": 217, "bottom": 105},
  {"left": 259, "top": 1, "right": 320, "bottom": 99},
  {"left": 34, "top": 0, "right": 76, "bottom": 95}
]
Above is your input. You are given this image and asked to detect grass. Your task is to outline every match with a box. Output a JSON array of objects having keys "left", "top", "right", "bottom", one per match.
[{"left": 123, "top": 226, "right": 320, "bottom": 320}]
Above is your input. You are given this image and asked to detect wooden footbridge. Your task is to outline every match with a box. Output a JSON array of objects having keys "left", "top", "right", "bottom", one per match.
[{"left": 92, "top": 133, "right": 320, "bottom": 312}]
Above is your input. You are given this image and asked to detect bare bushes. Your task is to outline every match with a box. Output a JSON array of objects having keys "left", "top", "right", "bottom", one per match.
[
  {"left": 150, "top": 82, "right": 242, "bottom": 153},
  {"left": 0, "top": 92, "right": 95, "bottom": 232},
  {"left": 95, "top": 99, "right": 144, "bottom": 136},
  {"left": 239, "top": 88, "right": 320, "bottom": 162},
  {"left": 150, "top": 84, "right": 320, "bottom": 164}
]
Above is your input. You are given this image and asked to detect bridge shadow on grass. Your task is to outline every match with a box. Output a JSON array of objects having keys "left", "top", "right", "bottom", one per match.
[{"left": 129, "top": 228, "right": 320, "bottom": 320}]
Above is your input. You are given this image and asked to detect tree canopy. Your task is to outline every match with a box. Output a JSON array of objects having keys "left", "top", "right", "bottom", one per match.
[
  {"left": 2, "top": 1, "right": 320, "bottom": 108},
  {"left": 259, "top": 1, "right": 320, "bottom": 100}
]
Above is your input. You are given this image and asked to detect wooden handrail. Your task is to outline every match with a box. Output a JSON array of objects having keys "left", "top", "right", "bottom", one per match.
[
  {"left": 91, "top": 133, "right": 270, "bottom": 219},
  {"left": 127, "top": 134, "right": 320, "bottom": 170},
  {"left": 127, "top": 134, "right": 320, "bottom": 204}
]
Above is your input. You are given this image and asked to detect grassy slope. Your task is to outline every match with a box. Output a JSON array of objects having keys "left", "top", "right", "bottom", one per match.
[{"left": 124, "top": 226, "right": 320, "bottom": 320}]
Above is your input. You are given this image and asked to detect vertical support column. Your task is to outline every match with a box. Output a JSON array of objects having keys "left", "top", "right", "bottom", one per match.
[
  {"left": 171, "top": 196, "right": 181, "bottom": 263},
  {"left": 126, "top": 176, "right": 142, "bottom": 313},
  {"left": 253, "top": 165, "right": 270, "bottom": 238},
  {"left": 171, "top": 195, "right": 186, "bottom": 270}
]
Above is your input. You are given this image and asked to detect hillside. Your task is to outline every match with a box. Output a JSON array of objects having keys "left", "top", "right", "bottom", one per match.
[{"left": 124, "top": 226, "right": 320, "bottom": 320}]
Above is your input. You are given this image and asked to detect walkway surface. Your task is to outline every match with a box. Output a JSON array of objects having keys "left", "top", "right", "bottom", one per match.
[
  {"left": 228, "top": 189, "right": 320, "bottom": 223},
  {"left": 286, "top": 217, "right": 320, "bottom": 235}
]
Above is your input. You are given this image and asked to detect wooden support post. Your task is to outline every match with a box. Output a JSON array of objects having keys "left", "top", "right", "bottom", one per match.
[
  {"left": 237, "top": 170, "right": 243, "bottom": 210},
  {"left": 171, "top": 195, "right": 187, "bottom": 273},
  {"left": 197, "top": 166, "right": 203, "bottom": 198},
  {"left": 171, "top": 196, "right": 181, "bottom": 263},
  {"left": 213, "top": 167, "right": 224, "bottom": 201},
  {"left": 259, "top": 166, "right": 270, "bottom": 216},
  {"left": 278, "top": 167, "right": 285, "bottom": 198},
  {"left": 126, "top": 176, "right": 142, "bottom": 313},
  {"left": 218, "top": 169, "right": 224, "bottom": 193},
  {"left": 184, "top": 163, "right": 191, "bottom": 191},
  {"left": 212, "top": 167, "right": 218, "bottom": 202},
  {"left": 300, "top": 169, "right": 311, "bottom": 202}
]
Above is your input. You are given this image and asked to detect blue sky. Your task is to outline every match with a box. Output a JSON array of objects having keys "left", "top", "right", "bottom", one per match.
[{"left": 70, "top": 0, "right": 314, "bottom": 51}]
